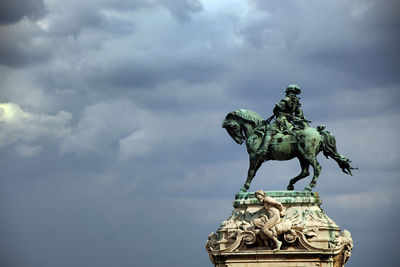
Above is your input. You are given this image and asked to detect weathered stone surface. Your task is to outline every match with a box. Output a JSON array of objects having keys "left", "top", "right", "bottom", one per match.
[{"left": 206, "top": 191, "right": 353, "bottom": 267}]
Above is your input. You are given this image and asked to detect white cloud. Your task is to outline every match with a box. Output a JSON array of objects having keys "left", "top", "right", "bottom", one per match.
[{"left": 0, "top": 102, "right": 72, "bottom": 155}]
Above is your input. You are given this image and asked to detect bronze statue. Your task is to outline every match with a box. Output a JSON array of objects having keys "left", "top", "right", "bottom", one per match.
[{"left": 222, "top": 84, "right": 357, "bottom": 192}]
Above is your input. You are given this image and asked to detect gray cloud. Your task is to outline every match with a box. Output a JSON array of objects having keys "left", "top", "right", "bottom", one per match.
[
  {"left": 100, "top": 56, "right": 226, "bottom": 89},
  {"left": 0, "top": 0, "right": 399, "bottom": 266},
  {"left": 60, "top": 100, "right": 140, "bottom": 156}
]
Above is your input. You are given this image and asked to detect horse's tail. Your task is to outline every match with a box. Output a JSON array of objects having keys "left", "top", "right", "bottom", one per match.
[{"left": 317, "top": 125, "right": 357, "bottom": 176}]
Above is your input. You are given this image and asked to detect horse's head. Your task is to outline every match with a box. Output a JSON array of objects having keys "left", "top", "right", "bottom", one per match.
[{"left": 222, "top": 118, "right": 245, "bottom": 145}]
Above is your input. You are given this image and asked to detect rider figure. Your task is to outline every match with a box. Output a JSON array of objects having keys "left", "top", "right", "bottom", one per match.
[
  {"left": 256, "top": 84, "right": 307, "bottom": 158},
  {"left": 273, "top": 84, "right": 306, "bottom": 133}
]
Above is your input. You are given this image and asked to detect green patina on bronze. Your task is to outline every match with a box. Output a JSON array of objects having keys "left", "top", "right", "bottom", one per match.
[
  {"left": 234, "top": 190, "right": 322, "bottom": 208},
  {"left": 222, "top": 84, "right": 357, "bottom": 192}
]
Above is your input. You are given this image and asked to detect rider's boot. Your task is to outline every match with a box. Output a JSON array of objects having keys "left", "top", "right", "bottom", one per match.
[{"left": 256, "top": 134, "right": 272, "bottom": 158}]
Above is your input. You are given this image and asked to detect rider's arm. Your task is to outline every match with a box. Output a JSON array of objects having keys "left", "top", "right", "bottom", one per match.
[
  {"left": 294, "top": 106, "right": 305, "bottom": 119},
  {"left": 273, "top": 99, "right": 287, "bottom": 115}
]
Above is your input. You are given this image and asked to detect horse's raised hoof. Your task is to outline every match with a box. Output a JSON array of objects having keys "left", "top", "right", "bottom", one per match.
[
  {"left": 303, "top": 186, "right": 312, "bottom": 192},
  {"left": 287, "top": 184, "right": 294, "bottom": 191}
]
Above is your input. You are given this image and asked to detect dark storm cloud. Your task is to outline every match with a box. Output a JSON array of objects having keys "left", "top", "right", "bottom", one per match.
[
  {"left": 355, "top": 0, "right": 400, "bottom": 31},
  {"left": 89, "top": 54, "right": 226, "bottom": 89},
  {"left": 48, "top": 0, "right": 202, "bottom": 36},
  {"left": 299, "top": 0, "right": 400, "bottom": 87},
  {"left": 0, "top": 0, "right": 50, "bottom": 67},
  {"left": 305, "top": 43, "right": 400, "bottom": 87},
  {"left": 0, "top": 23, "right": 50, "bottom": 67},
  {"left": 0, "top": 0, "right": 203, "bottom": 67},
  {"left": 0, "top": 0, "right": 46, "bottom": 25}
]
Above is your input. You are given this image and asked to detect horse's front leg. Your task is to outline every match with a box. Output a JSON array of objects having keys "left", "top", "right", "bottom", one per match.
[
  {"left": 243, "top": 169, "right": 255, "bottom": 191},
  {"left": 242, "top": 156, "right": 264, "bottom": 192}
]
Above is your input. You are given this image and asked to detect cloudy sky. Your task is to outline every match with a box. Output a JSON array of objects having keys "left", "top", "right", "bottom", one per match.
[{"left": 0, "top": 0, "right": 399, "bottom": 266}]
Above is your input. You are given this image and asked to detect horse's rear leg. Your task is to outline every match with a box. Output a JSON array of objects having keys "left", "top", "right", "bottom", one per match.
[
  {"left": 304, "top": 159, "right": 321, "bottom": 191},
  {"left": 287, "top": 159, "right": 310, "bottom": 190}
]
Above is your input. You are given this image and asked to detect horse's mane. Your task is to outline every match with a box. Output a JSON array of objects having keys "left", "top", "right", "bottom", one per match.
[{"left": 226, "top": 109, "right": 264, "bottom": 127}]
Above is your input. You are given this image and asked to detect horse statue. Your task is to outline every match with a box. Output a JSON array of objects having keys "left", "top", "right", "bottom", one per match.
[{"left": 222, "top": 109, "right": 357, "bottom": 192}]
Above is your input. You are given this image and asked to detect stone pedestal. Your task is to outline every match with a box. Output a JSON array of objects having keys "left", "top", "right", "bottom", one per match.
[{"left": 206, "top": 191, "right": 353, "bottom": 267}]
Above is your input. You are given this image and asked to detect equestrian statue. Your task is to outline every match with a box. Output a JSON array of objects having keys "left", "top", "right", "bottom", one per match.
[{"left": 222, "top": 84, "right": 357, "bottom": 192}]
